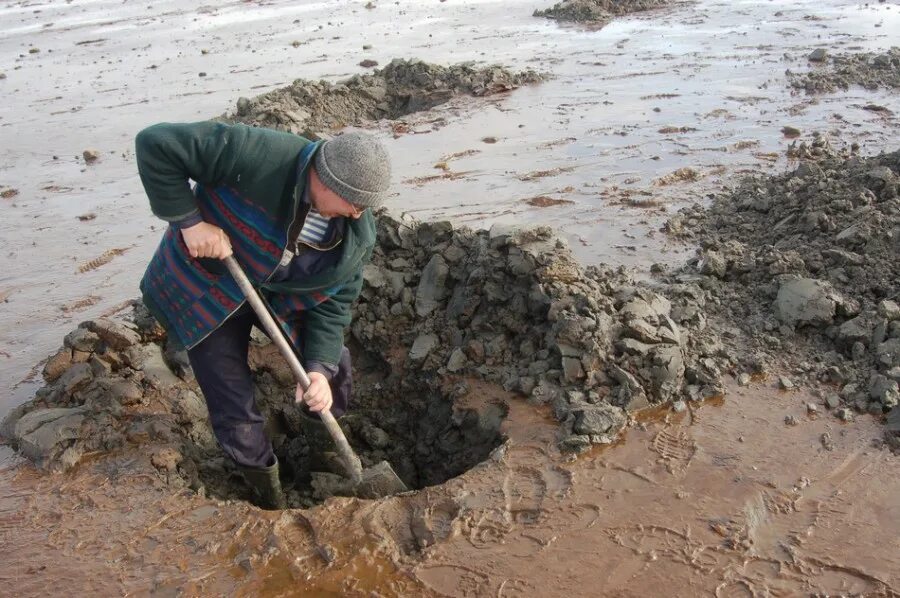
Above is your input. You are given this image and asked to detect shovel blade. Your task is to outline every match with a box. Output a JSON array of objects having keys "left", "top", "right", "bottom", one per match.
[{"left": 355, "top": 461, "right": 410, "bottom": 499}]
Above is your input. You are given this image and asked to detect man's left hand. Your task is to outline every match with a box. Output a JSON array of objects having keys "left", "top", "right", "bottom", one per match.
[{"left": 297, "top": 372, "right": 333, "bottom": 413}]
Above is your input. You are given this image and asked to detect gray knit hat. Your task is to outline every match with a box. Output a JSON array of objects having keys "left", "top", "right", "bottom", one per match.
[{"left": 314, "top": 132, "right": 391, "bottom": 208}]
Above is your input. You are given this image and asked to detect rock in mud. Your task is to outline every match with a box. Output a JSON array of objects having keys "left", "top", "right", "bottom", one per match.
[
  {"left": 774, "top": 278, "right": 840, "bottom": 327},
  {"left": 571, "top": 403, "right": 626, "bottom": 437},
  {"left": 886, "top": 407, "right": 900, "bottom": 451},
  {"left": 10, "top": 407, "right": 87, "bottom": 467},
  {"left": 807, "top": 48, "right": 828, "bottom": 62},
  {"left": 43, "top": 348, "right": 74, "bottom": 382},
  {"left": 151, "top": 447, "right": 184, "bottom": 472},
  {"left": 878, "top": 299, "right": 900, "bottom": 321},
  {"left": 84, "top": 318, "right": 142, "bottom": 349},
  {"left": 409, "top": 333, "right": 438, "bottom": 361},
  {"left": 415, "top": 254, "right": 449, "bottom": 316}
]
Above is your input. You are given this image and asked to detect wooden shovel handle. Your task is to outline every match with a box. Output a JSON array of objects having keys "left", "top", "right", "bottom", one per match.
[{"left": 222, "top": 255, "right": 363, "bottom": 482}]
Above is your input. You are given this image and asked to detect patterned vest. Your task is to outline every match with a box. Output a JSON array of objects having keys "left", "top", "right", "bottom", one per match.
[{"left": 140, "top": 142, "right": 344, "bottom": 351}]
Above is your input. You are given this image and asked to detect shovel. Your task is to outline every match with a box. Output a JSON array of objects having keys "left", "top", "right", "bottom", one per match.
[{"left": 222, "top": 254, "right": 408, "bottom": 499}]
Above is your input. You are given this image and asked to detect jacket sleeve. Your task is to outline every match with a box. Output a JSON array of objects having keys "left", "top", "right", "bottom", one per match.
[
  {"left": 134, "top": 121, "right": 248, "bottom": 222},
  {"left": 301, "top": 266, "right": 366, "bottom": 367}
]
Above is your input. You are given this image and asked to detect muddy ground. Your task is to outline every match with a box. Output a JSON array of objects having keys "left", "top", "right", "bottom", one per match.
[
  {"left": 788, "top": 47, "right": 900, "bottom": 94},
  {"left": 3, "top": 381, "right": 898, "bottom": 595},
  {"left": 2, "top": 0, "right": 900, "bottom": 595},
  {"left": 534, "top": 0, "right": 675, "bottom": 25},
  {"left": 0, "top": 208, "right": 731, "bottom": 503},
  {"left": 666, "top": 144, "right": 900, "bottom": 444}
]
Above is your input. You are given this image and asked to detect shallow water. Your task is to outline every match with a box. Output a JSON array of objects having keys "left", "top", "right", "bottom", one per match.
[{"left": 1, "top": 1, "right": 899, "bottom": 594}]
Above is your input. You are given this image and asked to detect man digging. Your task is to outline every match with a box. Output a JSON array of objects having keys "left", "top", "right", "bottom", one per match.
[{"left": 135, "top": 121, "right": 391, "bottom": 509}]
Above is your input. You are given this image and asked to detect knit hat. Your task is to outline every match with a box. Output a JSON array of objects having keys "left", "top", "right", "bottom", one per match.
[{"left": 314, "top": 132, "right": 391, "bottom": 208}]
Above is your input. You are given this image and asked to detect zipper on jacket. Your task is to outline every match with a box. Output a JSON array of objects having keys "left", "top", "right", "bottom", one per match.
[{"left": 188, "top": 142, "right": 321, "bottom": 350}]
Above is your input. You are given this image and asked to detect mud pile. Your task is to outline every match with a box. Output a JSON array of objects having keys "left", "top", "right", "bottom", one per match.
[
  {"left": 665, "top": 140, "right": 900, "bottom": 445},
  {"left": 1, "top": 216, "right": 729, "bottom": 505},
  {"left": 788, "top": 47, "right": 900, "bottom": 94},
  {"left": 355, "top": 214, "right": 731, "bottom": 453},
  {"left": 534, "top": 0, "right": 672, "bottom": 24},
  {"left": 221, "top": 59, "right": 543, "bottom": 136}
]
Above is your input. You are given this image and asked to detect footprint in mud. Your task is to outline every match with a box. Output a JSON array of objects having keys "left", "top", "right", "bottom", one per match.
[
  {"left": 651, "top": 427, "right": 696, "bottom": 474},
  {"left": 689, "top": 545, "right": 758, "bottom": 575},
  {"left": 413, "top": 563, "right": 490, "bottom": 598},
  {"left": 788, "top": 557, "right": 897, "bottom": 596},
  {"left": 739, "top": 488, "right": 804, "bottom": 558},
  {"left": 466, "top": 508, "right": 513, "bottom": 550},
  {"left": 713, "top": 552, "right": 898, "bottom": 596},
  {"left": 464, "top": 465, "right": 578, "bottom": 552},
  {"left": 714, "top": 579, "right": 756, "bottom": 598},
  {"left": 497, "top": 578, "right": 536, "bottom": 597},
  {"left": 409, "top": 498, "right": 461, "bottom": 550},
  {"left": 552, "top": 502, "right": 602, "bottom": 532},
  {"left": 502, "top": 466, "right": 547, "bottom": 524},
  {"left": 502, "top": 465, "right": 571, "bottom": 524},
  {"left": 607, "top": 524, "right": 696, "bottom": 563},
  {"left": 272, "top": 511, "right": 316, "bottom": 554},
  {"left": 358, "top": 495, "right": 465, "bottom": 556}
]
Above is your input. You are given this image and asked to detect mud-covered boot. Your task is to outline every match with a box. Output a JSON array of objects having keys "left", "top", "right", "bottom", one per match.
[
  {"left": 237, "top": 458, "right": 287, "bottom": 510},
  {"left": 299, "top": 413, "right": 349, "bottom": 477}
]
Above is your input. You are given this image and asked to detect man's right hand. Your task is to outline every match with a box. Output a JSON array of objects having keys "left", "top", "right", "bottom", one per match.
[{"left": 180, "top": 222, "right": 233, "bottom": 258}]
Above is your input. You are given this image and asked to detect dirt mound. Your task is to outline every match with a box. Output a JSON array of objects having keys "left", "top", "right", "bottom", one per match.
[
  {"left": 358, "top": 215, "right": 730, "bottom": 453},
  {"left": 221, "top": 59, "right": 543, "bottom": 136},
  {"left": 664, "top": 141, "right": 900, "bottom": 446},
  {"left": 788, "top": 47, "right": 900, "bottom": 94},
  {"left": 1, "top": 215, "right": 730, "bottom": 505},
  {"left": 534, "top": 0, "right": 672, "bottom": 24}
]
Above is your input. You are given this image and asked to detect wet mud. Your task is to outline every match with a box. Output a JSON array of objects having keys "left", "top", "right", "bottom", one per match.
[
  {"left": 0, "top": 301, "right": 507, "bottom": 508},
  {"left": 222, "top": 59, "right": 543, "bottom": 138},
  {"left": 2, "top": 382, "right": 897, "bottom": 595},
  {"left": 1, "top": 211, "right": 732, "bottom": 495},
  {"left": 2, "top": 0, "right": 900, "bottom": 595},
  {"left": 534, "top": 0, "right": 674, "bottom": 25},
  {"left": 665, "top": 143, "right": 900, "bottom": 445},
  {"left": 789, "top": 47, "right": 900, "bottom": 94}
]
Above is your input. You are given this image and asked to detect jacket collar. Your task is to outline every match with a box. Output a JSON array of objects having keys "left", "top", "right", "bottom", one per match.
[{"left": 293, "top": 140, "right": 322, "bottom": 206}]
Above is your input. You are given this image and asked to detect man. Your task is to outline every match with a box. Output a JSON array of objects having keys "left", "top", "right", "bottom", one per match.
[{"left": 135, "top": 121, "right": 391, "bottom": 509}]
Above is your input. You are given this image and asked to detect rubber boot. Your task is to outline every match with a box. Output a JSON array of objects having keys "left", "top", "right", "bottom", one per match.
[
  {"left": 237, "top": 458, "right": 287, "bottom": 510},
  {"left": 299, "top": 413, "right": 349, "bottom": 477}
]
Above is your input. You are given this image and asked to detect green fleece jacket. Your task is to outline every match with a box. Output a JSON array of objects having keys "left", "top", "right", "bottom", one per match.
[{"left": 136, "top": 121, "right": 376, "bottom": 365}]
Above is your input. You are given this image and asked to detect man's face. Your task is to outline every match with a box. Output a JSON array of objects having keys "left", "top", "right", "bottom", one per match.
[{"left": 309, "top": 167, "right": 365, "bottom": 219}]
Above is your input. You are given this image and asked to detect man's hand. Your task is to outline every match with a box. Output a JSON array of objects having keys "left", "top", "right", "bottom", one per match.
[
  {"left": 297, "top": 372, "right": 333, "bottom": 413},
  {"left": 181, "top": 222, "right": 232, "bottom": 258}
]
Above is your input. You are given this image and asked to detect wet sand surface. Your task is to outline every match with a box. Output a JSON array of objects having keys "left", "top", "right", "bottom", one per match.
[
  {"left": 2, "top": 1, "right": 899, "bottom": 594},
  {"left": 2, "top": 380, "right": 897, "bottom": 595}
]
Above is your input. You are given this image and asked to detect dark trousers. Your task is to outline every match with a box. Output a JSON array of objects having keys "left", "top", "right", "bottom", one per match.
[{"left": 187, "top": 306, "right": 352, "bottom": 469}]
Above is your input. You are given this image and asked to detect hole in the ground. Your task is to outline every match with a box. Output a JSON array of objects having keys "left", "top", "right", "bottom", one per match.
[{"left": 193, "top": 340, "right": 507, "bottom": 508}]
